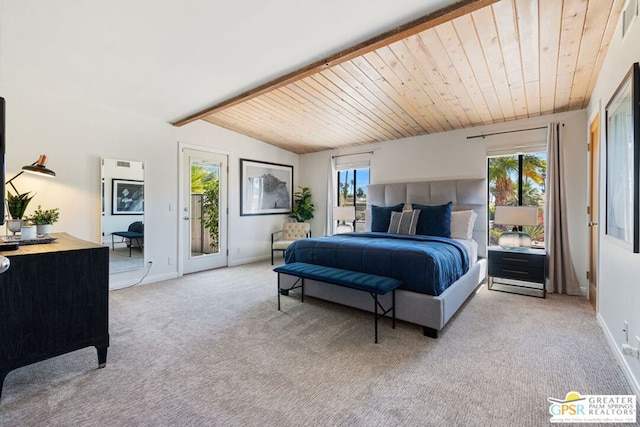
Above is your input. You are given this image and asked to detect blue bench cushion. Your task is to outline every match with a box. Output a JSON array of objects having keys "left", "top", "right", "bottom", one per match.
[
  {"left": 274, "top": 262, "right": 402, "bottom": 295},
  {"left": 112, "top": 231, "right": 144, "bottom": 239}
]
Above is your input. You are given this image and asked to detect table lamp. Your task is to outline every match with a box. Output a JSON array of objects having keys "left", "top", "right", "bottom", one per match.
[
  {"left": 494, "top": 205, "right": 538, "bottom": 250},
  {"left": 333, "top": 206, "right": 355, "bottom": 234}
]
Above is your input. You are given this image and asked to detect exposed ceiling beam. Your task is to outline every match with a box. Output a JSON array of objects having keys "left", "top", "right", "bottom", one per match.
[{"left": 172, "top": 0, "right": 499, "bottom": 127}]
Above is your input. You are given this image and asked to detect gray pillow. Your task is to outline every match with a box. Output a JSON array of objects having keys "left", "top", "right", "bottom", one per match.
[{"left": 387, "top": 210, "right": 420, "bottom": 235}]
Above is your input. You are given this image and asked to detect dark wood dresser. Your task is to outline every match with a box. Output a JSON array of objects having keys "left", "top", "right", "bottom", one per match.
[{"left": 0, "top": 233, "right": 109, "bottom": 400}]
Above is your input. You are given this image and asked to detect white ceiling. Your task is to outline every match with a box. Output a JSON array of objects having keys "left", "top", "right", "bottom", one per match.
[{"left": 0, "top": 0, "right": 458, "bottom": 123}]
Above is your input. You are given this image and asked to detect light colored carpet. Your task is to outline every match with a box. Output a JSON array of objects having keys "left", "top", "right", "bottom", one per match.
[{"left": 0, "top": 261, "right": 636, "bottom": 426}]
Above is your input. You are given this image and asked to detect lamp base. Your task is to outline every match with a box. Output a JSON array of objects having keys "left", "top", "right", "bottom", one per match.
[
  {"left": 498, "top": 231, "right": 532, "bottom": 251},
  {"left": 335, "top": 224, "right": 353, "bottom": 234}
]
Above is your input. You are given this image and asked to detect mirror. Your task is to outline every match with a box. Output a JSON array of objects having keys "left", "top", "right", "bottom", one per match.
[{"left": 101, "top": 158, "right": 144, "bottom": 273}]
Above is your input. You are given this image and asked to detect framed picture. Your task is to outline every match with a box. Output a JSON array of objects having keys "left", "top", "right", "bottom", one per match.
[
  {"left": 605, "top": 62, "right": 640, "bottom": 252},
  {"left": 240, "top": 159, "right": 293, "bottom": 216},
  {"left": 112, "top": 179, "right": 144, "bottom": 215}
]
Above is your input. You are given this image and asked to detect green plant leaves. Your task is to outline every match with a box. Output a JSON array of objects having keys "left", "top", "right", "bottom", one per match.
[{"left": 6, "top": 192, "right": 35, "bottom": 219}]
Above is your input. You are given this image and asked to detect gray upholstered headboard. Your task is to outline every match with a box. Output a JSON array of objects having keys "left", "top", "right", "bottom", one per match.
[{"left": 366, "top": 178, "right": 487, "bottom": 257}]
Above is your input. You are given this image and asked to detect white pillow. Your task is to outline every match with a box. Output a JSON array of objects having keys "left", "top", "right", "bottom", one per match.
[{"left": 450, "top": 210, "right": 478, "bottom": 240}]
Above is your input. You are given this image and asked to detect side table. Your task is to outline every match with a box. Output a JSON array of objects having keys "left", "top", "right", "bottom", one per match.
[{"left": 488, "top": 246, "right": 546, "bottom": 298}]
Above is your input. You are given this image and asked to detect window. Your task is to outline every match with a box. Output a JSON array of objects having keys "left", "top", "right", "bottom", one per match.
[
  {"left": 488, "top": 153, "right": 547, "bottom": 248},
  {"left": 337, "top": 167, "right": 370, "bottom": 231}
]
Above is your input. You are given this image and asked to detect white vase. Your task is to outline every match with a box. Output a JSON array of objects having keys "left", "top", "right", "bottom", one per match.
[
  {"left": 21, "top": 225, "right": 37, "bottom": 240},
  {"left": 36, "top": 224, "right": 53, "bottom": 236},
  {"left": 7, "top": 219, "right": 23, "bottom": 234}
]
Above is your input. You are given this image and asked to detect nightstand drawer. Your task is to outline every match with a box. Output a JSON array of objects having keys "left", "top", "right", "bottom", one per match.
[
  {"left": 489, "top": 250, "right": 545, "bottom": 269},
  {"left": 488, "top": 263, "right": 545, "bottom": 283}
]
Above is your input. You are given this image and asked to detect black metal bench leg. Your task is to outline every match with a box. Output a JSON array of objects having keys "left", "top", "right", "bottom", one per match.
[
  {"left": 374, "top": 294, "right": 378, "bottom": 344},
  {"left": 392, "top": 290, "right": 396, "bottom": 329},
  {"left": 301, "top": 278, "right": 304, "bottom": 303},
  {"left": 277, "top": 273, "right": 281, "bottom": 311}
]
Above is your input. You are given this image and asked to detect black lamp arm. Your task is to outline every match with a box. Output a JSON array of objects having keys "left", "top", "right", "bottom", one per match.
[{"left": 5, "top": 171, "right": 25, "bottom": 195}]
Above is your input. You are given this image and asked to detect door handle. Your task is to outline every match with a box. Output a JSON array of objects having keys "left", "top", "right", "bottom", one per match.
[
  {"left": 588, "top": 221, "right": 599, "bottom": 227},
  {"left": 183, "top": 216, "right": 190, "bottom": 221}
]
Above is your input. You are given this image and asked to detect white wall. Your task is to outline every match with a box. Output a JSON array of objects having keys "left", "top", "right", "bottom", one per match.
[
  {"left": 299, "top": 109, "right": 589, "bottom": 293},
  {"left": 586, "top": 11, "right": 640, "bottom": 395},
  {"left": 0, "top": 84, "right": 298, "bottom": 288}
]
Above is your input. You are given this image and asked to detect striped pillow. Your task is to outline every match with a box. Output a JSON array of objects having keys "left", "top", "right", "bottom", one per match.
[{"left": 388, "top": 210, "right": 420, "bottom": 235}]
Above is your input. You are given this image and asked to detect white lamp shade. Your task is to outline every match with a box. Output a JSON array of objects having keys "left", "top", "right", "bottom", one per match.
[
  {"left": 494, "top": 206, "right": 538, "bottom": 226},
  {"left": 333, "top": 206, "right": 356, "bottom": 221}
]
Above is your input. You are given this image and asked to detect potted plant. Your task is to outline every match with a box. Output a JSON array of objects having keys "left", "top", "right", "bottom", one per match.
[
  {"left": 6, "top": 191, "right": 35, "bottom": 234},
  {"left": 27, "top": 205, "right": 60, "bottom": 235},
  {"left": 289, "top": 186, "right": 315, "bottom": 223}
]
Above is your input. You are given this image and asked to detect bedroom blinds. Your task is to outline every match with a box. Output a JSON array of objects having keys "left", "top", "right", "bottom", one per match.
[{"left": 335, "top": 155, "right": 370, "bottom": 170}]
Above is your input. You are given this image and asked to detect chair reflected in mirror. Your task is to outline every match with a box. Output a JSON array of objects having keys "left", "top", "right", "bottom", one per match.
[{"left": 111, "top": 221, "right": 144, "bottom": 257}]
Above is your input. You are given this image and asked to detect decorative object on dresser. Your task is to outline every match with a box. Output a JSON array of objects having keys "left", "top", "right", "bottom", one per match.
[
  {"left": 0, "top": 233, "right": 109, "bottom": 400},
  {"left": 488, "top": 246, "right": 546, "bottom": 298},
  {"left": 26, "top": 204, "right": 60, "bottom": 235},
  {"left": 493, "top": 205, "right": 538, "bottom": 250},
  {"left": 5, "top": 154, "right": 56, "bottom": 236},
  {"left": 333, "top": 206, "right": 355, "bottom": 233}
]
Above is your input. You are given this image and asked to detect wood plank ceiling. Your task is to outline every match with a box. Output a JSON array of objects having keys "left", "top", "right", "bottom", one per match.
[{"left": 175, "top": 0, "right": 623, "bottom": 154}]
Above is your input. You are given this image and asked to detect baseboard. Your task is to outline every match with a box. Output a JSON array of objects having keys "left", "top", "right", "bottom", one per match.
[
  {"left": 597, "top": 312, "right": 640, "bottom": 397},
  {"left": 109, "top": 271, "right": 179, "bottom": 290}
]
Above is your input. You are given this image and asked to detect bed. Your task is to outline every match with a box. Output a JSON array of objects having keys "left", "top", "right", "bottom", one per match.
[{"left": 279, "top": 178, "right": 487, "bottom": 338}]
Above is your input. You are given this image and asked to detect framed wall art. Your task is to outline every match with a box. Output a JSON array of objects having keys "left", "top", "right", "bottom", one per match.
[
  {"left": 605, "top": 62, "right": 640, "bottom": 252},
  {"left": 112, "top": 179, "right": 144, "bottom": 215},
  {"left": 240, "top": 159, "right": 293, "bottom": 216}
]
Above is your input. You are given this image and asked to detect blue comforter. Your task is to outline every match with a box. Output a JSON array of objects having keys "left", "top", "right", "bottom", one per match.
[{"left": 284, "top": 232, "right": 470, "bottom": 296}]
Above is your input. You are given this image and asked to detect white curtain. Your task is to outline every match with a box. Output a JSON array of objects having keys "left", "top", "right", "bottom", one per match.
[
  {"left": 545, "top": 123, "right": 581, "bottom": 295},
  {"left": 325, "top": 157, "right": 337, "bottom": 236}
]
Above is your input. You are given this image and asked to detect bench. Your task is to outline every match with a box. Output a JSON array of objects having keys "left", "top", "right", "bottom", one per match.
[
  {"left": 273, "top": 262, "right": 402, "bottom": 343},
  {"left": 111, "top": 231, "right": 144, "bottom": 257}
]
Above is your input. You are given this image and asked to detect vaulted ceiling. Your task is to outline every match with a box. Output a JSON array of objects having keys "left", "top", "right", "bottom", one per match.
[{"left": 175, "top": 0, "right": 623, "bottom": 154}]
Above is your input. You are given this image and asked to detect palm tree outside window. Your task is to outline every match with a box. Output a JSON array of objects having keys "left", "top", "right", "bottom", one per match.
[
  {"left": 337, "top": 168, "right": 369, "bottom": 231},
  {"left": 488, "top": 153, "right": 547, "bottom": 248}
]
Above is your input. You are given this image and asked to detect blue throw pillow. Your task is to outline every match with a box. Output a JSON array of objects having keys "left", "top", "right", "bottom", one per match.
[
  {"left": 411, "top": 202, "right": 453, "bottom": 237},
  {"left": 370, "top": 203, "right": 404, "bottom": 232}
]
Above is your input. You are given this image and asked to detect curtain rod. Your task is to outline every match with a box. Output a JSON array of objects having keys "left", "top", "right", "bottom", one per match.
[
  {"left": 331, "top": 150, "right": 374, "bottom": 159},
  {"left": 466, "top": 126, "right": 548, "bottom": 140}
]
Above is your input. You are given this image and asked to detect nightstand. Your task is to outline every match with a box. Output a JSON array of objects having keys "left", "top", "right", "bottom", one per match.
[{"left": 488, "top": 246, "right": 547, "bottom": 298}]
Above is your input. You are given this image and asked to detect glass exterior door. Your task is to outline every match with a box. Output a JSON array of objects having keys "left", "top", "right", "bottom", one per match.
[{"left": 182, "top": 149, "right": 227, "bottom": 274}]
